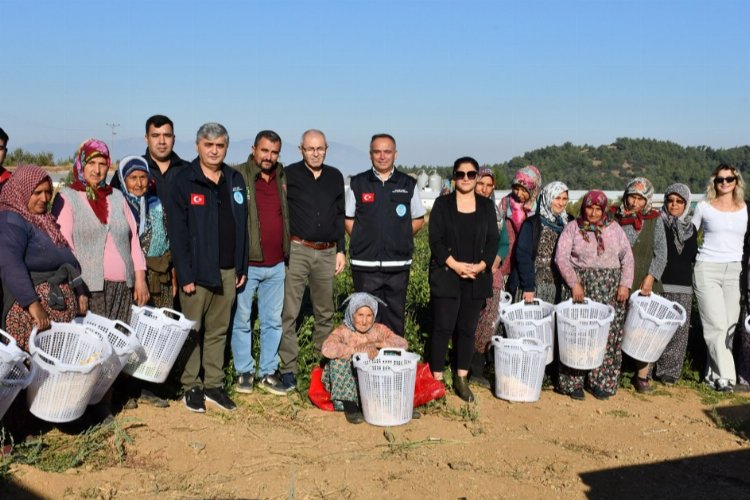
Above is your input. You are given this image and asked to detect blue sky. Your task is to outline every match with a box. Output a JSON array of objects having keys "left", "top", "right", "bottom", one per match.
[{"left": 2, "top": 0, "right": 748, "bottom": 170}]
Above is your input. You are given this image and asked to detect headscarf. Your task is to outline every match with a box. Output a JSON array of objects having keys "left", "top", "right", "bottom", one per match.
[
  {"left": 537, "top": 181, "right": 569, "bottom": 234},
  {"left": 577, "top": 190, "right": 610, "bottom": 255},
  {"left": 613, "top": 177, "right": 659, "bottom": 231},
  {"left": 0, "top": 164, "right": 68, "bottom": 247},
  {"left": 341, "top": 292, "right": 386, "bottom": 333},
  {"left": 478, "top": 168, "right": 501, "bottom": 229},
  {"left": 661, "top": 183, "right": 694, "bottom": 255},
  {"left": 117, "top": 156, "right": 150, "bottom": 236},
  {"left": 69, "top": 138, "right": 113, "bottom": 224},
  {"left": 506, "top": 165, "right": 542, "bottom": 232}
]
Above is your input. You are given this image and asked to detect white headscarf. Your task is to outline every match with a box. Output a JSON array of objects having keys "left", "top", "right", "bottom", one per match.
[{"left": 537, "top": 181, "right": 569, "bottom": 233}]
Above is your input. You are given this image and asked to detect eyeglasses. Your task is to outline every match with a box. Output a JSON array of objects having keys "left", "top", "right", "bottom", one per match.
[
  {"left": 301, "top": 146, "right": 327, "bottom": 154},
  {"left": 665, "top": 197, "right": 686, "bottom": 205},
  {"left": 715, "top": 176, "right": 737, "bottom": 184},
  {"left": 454, "top": 171, "right": 478, "bottom": 180}
]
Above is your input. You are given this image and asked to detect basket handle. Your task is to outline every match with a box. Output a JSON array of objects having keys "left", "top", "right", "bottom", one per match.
[
  {"left": 113, "top": 320, "right": 135, "bottom": 337},
  {"left": 159, "top": 307, "right": 187, "bottom": 322},
  {"left": 671, "top": 301, "right": 687, "bottom": 326},
  {"left": 0, "top": 329, "right": 18, "bottom": 347},
  {"left": 376, "top": 348, "right": 406, "bottom": 359}
]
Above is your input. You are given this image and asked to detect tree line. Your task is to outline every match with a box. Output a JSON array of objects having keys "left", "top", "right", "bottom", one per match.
[{"left": 400, "top": 138, "right": 750, "bottom": 194}]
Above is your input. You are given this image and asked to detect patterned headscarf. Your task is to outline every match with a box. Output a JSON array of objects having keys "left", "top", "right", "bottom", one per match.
[
  {"left": 506, "top": 165, "right": 542, "bottom": 232},
  {"left": 538, "top": 181, "right": 569, "bottom": 234},
  {"left": 613, "top": 177, "right": 659, "bottom": 230},
  {"left": 477, "top": 168, "right": 501, "bottom": 229},
  {"left": 577, "top": 190, "right": 610, "bottom": 255},
  {"left": 0, "top": 164, "right": 68, "bottom": 247},
  {"left": 117, "top": 156, "right": 150, "bottom": 236},
  {"left": 661, "top": 183, "right": 694, "bottom": 255},
  {"left": 69, "top": 138, "right": 113, "bottom": 224},
  {"left": 341, "top": 292, "right": 386, "bottom": 333}
]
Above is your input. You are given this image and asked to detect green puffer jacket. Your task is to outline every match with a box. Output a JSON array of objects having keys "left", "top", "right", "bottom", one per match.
[{"left": 233, "top": 155, "right": 290, "bottom": 263}]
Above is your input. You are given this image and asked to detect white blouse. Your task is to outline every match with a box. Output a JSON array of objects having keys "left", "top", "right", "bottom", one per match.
[{"left": 692, "top": 201, "right": 747, "bottom": 262}]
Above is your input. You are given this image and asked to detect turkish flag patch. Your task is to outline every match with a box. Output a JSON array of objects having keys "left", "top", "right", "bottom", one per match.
[
  {"left": 191, "top": 193, "right": 205, "bottom": 206},
  {"left": 362, "top": 192, "right": 375, "bottom": 203}
]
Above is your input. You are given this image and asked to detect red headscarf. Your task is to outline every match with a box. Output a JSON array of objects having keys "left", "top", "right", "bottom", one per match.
[
  {"left": 577, "top": 190, "right": 610, "bottom": 255},
  {"left": 69, "top": 138, "right": 113, "bottom": 224},
  {"left": 0, "top": 164, "right": 69, "bottom": 247}
]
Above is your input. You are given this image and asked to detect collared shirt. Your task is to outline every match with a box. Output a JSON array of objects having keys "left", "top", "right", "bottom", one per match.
[
  {"left": 285, "top": 160, "right": 345, "bottom": 252},
  {"left": 251, "top": 170, "right": 285, "bottom": 267}
]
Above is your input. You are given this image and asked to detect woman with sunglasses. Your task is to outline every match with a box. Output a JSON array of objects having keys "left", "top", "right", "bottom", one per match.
[
  {"left": 692, "top": 164, "right": 750, "bottom": 393},
  {"left": 428, "top": 157, "right": 499, "bottom": 402}
]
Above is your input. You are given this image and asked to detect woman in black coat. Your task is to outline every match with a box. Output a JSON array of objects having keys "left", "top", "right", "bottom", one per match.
[{"left": 428, "top": 157, "right": 499, "bottom": 402}]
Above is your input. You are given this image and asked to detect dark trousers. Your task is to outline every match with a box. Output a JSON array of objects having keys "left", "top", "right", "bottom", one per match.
[
  {"left": 352, "top": 269, "right": 409, "bottom": 336},
  {"left": 430, "top": 282, "right": 485, "bottom": 372}
]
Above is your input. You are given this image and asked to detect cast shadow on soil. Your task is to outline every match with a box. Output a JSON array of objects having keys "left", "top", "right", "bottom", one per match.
[{"left": 0, "top": 478, "right": 43, "bottom": 499}]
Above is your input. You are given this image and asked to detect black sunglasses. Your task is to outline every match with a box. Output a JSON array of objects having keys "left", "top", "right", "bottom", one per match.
[
  {"left": 715, "top": 175, "right": 737, "bottom": 184},
  {"left": 454, "top": 170, "right": 478, "bottom": 180}
]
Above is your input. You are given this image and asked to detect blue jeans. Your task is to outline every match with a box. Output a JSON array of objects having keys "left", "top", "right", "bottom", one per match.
[{"left": 231, "top": 262, "right": 285, "bottom": 377}]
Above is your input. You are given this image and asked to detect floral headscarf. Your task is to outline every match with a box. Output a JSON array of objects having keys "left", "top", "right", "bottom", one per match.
[
  {"left": 613, "top": 177, "right": 659, "bottom": 230},
  {"left": 70, "top": 138, "right": 113, "bottom": 224},
  {"left": 661, "top": 183, "right": 694, "bottom": 255},
  {"left": 506, "top": 165, "right": 542, "bottom": 232},
  {"left": 538, "top": 181, "right": 569, "bottom": 234},
  {"left": 0, "top": 165, "right": 69, "bottom": 247},
  {"left": 117, "top": 156, "right": 150, "bottom": 236},
  {"left": 341, "top": 292, "right": 386, "bottom": 333},
  {"left": 577, "top": 190, "right": 610, "bottom": 255}
]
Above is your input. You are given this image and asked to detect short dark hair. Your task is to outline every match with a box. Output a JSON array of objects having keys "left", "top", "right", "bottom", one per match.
[
  {"left": 453, "top": 156, "right": 479, "bottom": 174},
  {"left": 370, "top": 133, "right": 396, "bottom": 148},
  {"left": 0, "top": 127, "right": 8, "bottom": 144},
  {"left": 145, "top": 115, "right": 174, "bottom": 134},
  {"left": 254, "top": 130, "right": 282, "bottom": 147}
]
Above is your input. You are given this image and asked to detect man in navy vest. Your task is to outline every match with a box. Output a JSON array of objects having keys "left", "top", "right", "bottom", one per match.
[{"left": 345, "top": 134, "right": 425, "bottom": 335}]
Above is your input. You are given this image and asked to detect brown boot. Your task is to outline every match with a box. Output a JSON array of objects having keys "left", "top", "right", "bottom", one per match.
[{"left": 453, "top": 376, "right": 475, "bottom": 402}]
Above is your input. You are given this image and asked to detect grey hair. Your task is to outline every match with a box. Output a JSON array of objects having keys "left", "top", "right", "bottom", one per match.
[
  {"left": 300, "top": 129, "right": 327, "bottom": 146},
  {"left": 196, "top": 122, "right": 229, "bottom": 144}
]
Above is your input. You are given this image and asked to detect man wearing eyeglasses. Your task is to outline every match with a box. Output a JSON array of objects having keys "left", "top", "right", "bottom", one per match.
[
  {"left": 345, "top": 134, "right": 425, "bottom": 336},
  {"left": 0, "top": 127, "right": 10, "bottom": 190},
  {"left": 278, "top": 130, "right": 346, "bottom": 390}
]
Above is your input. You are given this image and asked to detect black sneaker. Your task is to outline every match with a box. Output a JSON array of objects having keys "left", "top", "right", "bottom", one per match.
[
  {"left": 235, "top": 372, "right": 255, "bottom": 394},
  {"left": 259, "top": 372, "right": 290, "bottom": 396},
  {"left": 183, "top": 386, "right": 206, "bottom": 413},
  {"left": 280, "top": 372, "right": 297, "bottom": 391},
  {"left": 343, "top": 401, "right": 364, "bottom": 424},
  {"left": 204, "top": 387, "right": 237, "bottom": 411},
  {"left": 570, "top": 388, "right": 585, "bottom": 401}
]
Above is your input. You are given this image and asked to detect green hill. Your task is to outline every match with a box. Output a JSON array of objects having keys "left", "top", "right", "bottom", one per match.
[{"left": 401, "top": 138, "right": 750, "bottom": 193}]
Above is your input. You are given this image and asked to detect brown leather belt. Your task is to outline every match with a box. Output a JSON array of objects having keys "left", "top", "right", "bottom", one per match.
[{"left": 291, "top": 235, "right": 336, "bottom": 251}]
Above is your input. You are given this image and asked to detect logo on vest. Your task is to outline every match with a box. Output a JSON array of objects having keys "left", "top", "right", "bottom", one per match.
[
  {"left": 396, "top": 203, "right": 407, "bottom": 217},
  {"left": 191, "top": 193, "right": 205, "bottom": 206},
  {"left": 233, "top": 191, "right": 244, "bottom": 204},
  {"left": 362, "top": 192, "right": 375, "bottom": 203}
]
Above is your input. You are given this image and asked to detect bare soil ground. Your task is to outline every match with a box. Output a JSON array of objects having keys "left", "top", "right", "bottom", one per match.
[{"left": 3, "top": 382, "right": 750, "bottom": 499}]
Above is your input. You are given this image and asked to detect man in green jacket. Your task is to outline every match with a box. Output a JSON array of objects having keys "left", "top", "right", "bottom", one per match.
[{"left": 230, "top": 130, "right": 291, "bottom": 395}]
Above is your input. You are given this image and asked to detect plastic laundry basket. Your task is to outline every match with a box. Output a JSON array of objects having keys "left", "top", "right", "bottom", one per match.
[
  {"left": 27, "top": 324, "right": 111, "bottom": 422},
  {"left": 622, "top": 291, "right": 687, "bottom": 362},
  {"left": 352, "top": 348, "right": 420, "bottom": 426},
  {"left": 124, "top": 306, "right": 195, "bottom": 383},
  {"left": 78, "top": 312, "right": 142, "bottom": 404},
  {"left": 555, "top": 298, "right": 615, "bottom": 370},
  {"left": 491, "top": 336, "right": 548, "bottom": 402},
  {"left": 0, "top": 329, "right": 35, "bottom": 419},
  {"left": 499, "top": 299, "right": 556, "bottom": 364}
]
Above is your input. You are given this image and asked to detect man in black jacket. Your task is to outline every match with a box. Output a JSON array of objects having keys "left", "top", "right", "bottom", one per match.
[
  {"left": 345, "top": 134, "right": 425, "bottom": 335},
  {"left": 167, "top": 122, "right": 248, "bottom": 414}
]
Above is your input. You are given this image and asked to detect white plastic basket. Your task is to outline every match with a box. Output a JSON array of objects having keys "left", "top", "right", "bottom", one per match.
[
  {"left": 745, "top": 315, "right": 750, "bottom": 334},
  {"left": 77, "top": 312, "right": 142, "bottom": 405},
  {"left": 352, "top": 348, "right": 420, "bottom": 427},
  {"left": 492, "top": 291, "right": 514, "bottom": 330},
  {"left": 491, "top": 336, "right": 548, "bottom": 402},
  {"left": 27, "top": 324, "right": 111, "bottom": 423},
  {"left": 124, "top": 306, "right": 195, "bottom": 383},
  {"left": 0, "top": 354, "right": 36, "bottom": 420},
  {"left": 622, "top": 291, "right": 687, "bottom": 362},
  {"left": 0, "top": 329, "right": 28, "bottom": 381},
  {"left": 499, "top": 299, "right": 556, "bottom": 364},
  {"left": 555, "top": 298, "right": 615, "bottom": 370}
]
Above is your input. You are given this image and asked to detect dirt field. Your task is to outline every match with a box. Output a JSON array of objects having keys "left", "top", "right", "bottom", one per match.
[{"left": 3, "top": 382, "right": 750, "bottom": 499}]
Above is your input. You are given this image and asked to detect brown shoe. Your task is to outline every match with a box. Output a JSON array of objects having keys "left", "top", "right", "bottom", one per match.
[
  {"left": 453, "top": 376, "right": 475, "bottom": 402},
  {"left": 633, "top": 377, "right": 653, "bottom": 394}
]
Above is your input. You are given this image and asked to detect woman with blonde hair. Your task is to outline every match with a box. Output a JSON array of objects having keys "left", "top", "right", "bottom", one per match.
[{"left": 693, "top": 164, "right": 750, "bottom": 392}]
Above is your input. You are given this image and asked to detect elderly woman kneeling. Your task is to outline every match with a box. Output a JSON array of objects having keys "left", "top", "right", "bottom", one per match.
[{"left": 321, "top": 293, "right": 407, "bottom": 424}]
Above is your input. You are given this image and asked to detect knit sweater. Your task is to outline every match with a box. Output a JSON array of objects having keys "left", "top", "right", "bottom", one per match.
[{"left": 321, "top": 323, "right": 407, "bottom": 360}]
